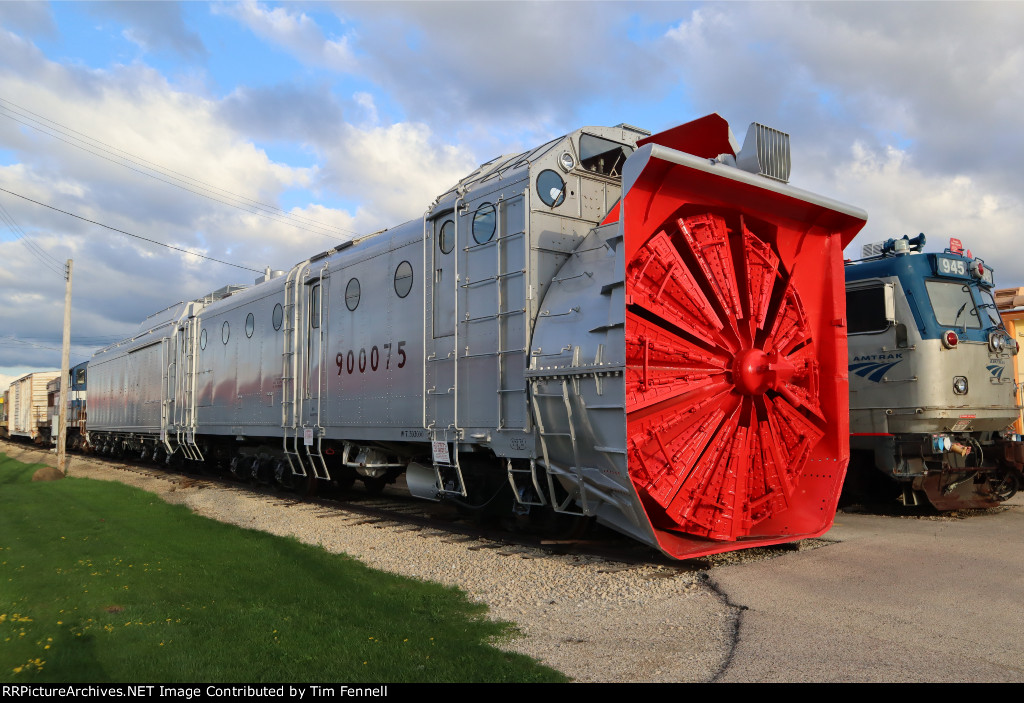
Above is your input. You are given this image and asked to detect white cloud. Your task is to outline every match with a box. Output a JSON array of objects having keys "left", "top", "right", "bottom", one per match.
[
  {"left": 318, "top": 121, "right": 476, "bottom": 223},
  {"left": 4, "top": 0, "right": 1024, "bottom": 379},
  {"left": 0, "top": 17, "right": 478, "bottom": 375},
  {"left": 824, "top": 141, "right": 1024, "bottom": 281},
  {"left": 90, "top": 1, "right": 207, "bottom": 60},
  {"left": 0, "top": 1, "right": 56, "bottom": 38},
  {"left": 214, "top": 1, "right": 356, "bottom": 71}
]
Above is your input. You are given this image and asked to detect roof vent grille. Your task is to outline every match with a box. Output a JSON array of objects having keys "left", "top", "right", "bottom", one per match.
[{"left": 736, "top": 123, "right": 791, "bottom": 183}]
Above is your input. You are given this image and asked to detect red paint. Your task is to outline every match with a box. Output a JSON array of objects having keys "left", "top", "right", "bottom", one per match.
[{"left": 621, "top": 117, "right": 866, "bottom": 558}]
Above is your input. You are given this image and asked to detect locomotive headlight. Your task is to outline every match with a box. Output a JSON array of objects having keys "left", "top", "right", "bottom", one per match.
[
  {"left": 942, "top": 330, "right": 959, "bottom": 349},
  {"left": 953, "top": 376, "right": 968, "bottom": 395},
  {"left": 559, "top": 151, "right": 576, "bottom": 172},
  {"left": 989, "top": 332, "right": 1006, "bottom": 352}
]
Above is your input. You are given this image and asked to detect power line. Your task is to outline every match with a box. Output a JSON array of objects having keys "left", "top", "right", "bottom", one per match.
[
  {"left": 0, "top": 186, "right": 263, "bottom": 274},
  {"left": 0, "top": 337, "right": 65, "bottom": 352},
  {"left": 0, "top": 97, "right": 361, "bottom": 242},
  {"left": 0, "top": 198, "right": 66, "bottom": 278},
  {"left": 17, "top": 334, "right": 126, "bottom": 345}
]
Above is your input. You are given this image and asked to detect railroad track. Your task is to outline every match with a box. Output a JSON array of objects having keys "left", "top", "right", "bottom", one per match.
[{"left": 2, "top": 438, "right": 692, "bottom": 571}]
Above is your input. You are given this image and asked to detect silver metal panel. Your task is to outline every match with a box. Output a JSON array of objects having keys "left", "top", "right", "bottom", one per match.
[
  {"left": 126, "top": 342, "right": 163, "bottom": 432},
  {"left": 322, "top": 224, "right": 426, "bottom": 435},
  {"left": 528, "top": 225, "right": 655, "bottom": 544}
]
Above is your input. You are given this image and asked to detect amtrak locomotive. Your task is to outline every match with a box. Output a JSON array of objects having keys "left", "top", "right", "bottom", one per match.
[{"left": 845, "top": 235, "right": 1023, "bottom": 508}]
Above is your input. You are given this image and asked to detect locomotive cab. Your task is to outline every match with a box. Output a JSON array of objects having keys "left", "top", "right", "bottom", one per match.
[{"left": 845, "top": 236, "right": 1023, "bottom": 508}]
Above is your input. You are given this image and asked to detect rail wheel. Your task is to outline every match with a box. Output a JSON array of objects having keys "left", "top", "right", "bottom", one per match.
[
  {"left": 990, "top": 468, "right": 1020, "bottom": 503},
  {"left": 272, "top": 460, "right": 295, "bottom": 490},
  {"left": 625, "top": 210, "right": 826, "bottom": 541}
]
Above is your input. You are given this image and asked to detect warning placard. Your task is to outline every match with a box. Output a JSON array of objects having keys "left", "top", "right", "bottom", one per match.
[{"left": 431, "top": 441, "right": 450, "bottom": 464}]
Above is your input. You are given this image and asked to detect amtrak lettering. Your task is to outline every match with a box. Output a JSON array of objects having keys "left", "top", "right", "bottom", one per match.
[{"left": 849, "top": 353, "right": 904, "bottom": 382}]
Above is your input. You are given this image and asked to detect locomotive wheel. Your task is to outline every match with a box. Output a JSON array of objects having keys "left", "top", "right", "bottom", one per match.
[
  {"left": 272, "top": 460, "right": 296, "bottom": 490},
  {"left": 625, "top": 210, "right": 826, "bottom": 541},
  {"left": 333, "top": 473, "right": 357, "bottom": 491},
  {"left": 990, "top": 469, "right": 1020, "bottom": 503}
]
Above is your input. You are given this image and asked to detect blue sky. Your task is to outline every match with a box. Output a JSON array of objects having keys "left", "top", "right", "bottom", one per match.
[{"left": 1, "top": 1, "right": 1023, "bottom": 383}]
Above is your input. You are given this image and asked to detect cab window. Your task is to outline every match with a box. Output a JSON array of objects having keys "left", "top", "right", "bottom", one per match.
[
  {"left": 579, "top": 134, "right": 633, "bottom": 176},
  {"left": 846, "top": 286, "right": 889, "bottom": 334}
]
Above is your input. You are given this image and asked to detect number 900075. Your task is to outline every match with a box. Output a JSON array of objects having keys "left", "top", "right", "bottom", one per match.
[{"left": 336, "top": 341, "right": 406, "bottom": 375}]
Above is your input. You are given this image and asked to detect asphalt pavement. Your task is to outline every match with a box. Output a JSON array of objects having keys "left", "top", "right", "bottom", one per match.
[{"left": 710, "top": 494, "right": 1024, "bottom": 682}]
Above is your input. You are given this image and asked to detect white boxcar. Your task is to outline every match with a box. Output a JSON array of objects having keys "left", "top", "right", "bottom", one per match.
[{"left": 7, "top": 371, "right": 60, "bottom": 440}]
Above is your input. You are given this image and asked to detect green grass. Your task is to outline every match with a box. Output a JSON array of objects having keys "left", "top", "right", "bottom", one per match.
[{"left": 0, "top": 453, "right": 567, "bottom": 683}]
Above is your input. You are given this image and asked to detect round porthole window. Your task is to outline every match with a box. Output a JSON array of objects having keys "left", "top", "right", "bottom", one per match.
[
  {"left": 272, "top": 303, "right": 283, "bottom": 331},
  {"left": 394, "top": 261, "right": 413, "bottom": 298},
  {"left": 439, "top": 220, "right": 454, "bottom": 254},
  {"left": 473, "top": 203, "right": 496, "bottom": 244},
  {"left": 200, "top": 328, "right": 207, "bottom": 350},
  {"left": 537, "top": 169, "right": 566, "bottom": 207},
  {"left": 345, "top": 278, "right": 361, "bottom": 311},
  {"left": 245, "top": 312, "right": 255, "bottom": 338},
  {"left": 222, "top": 321, "right": 230, "bottom": 344}
]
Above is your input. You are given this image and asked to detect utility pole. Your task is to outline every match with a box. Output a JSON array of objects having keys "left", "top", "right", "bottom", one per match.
[{"left": 57, "top": 259, "right": 72, "bottom": 476}]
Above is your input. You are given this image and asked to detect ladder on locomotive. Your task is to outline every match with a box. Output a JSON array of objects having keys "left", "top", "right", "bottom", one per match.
[
  {"left": 280, "top": 266, "right": 329, "bottom": 480},
  {"left": 529, "top": 374, "right": 587, "bottom": 516},
  {"left": 423, "top": 208, "right": 466, "bottom": 497},
  {"left": 170, "top": 315, "right": 204, "bottom": 462}
]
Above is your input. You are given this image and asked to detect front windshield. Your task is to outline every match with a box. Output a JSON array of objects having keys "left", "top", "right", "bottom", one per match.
[
  {"left": 977, "top": 288, "right": 1003, "bottom": 328},
  {"left": 925, "top": 280, "right": 980, "bottom": 329}
]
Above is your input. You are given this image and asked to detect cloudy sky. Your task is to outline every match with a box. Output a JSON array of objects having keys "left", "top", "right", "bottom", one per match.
[{"left": 1, "top": 1, "right": 1022, "bottom": 386}]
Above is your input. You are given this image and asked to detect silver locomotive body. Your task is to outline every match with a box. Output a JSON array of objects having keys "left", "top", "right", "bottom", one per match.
[
  {"left": 86, "top": 117, "right": 868, "bottom": 559},
  {"left": 846, "top": 238, "right": 1022, "bottom": 507},
  {"left": 90, "top": 125, "right": 640, "bottom": 489}
]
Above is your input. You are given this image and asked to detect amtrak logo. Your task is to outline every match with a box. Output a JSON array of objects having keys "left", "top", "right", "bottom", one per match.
[
  {"left": 849, "top": 359, "right": 904, "bottom": 383},
  {"left": 987, "top": 364, "right": 1007, "bottom": 380}
]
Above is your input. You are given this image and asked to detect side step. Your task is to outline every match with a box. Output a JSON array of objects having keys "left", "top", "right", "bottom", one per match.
[{"left": 430, "top": 430, "right": 466, "bottom": 497}]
